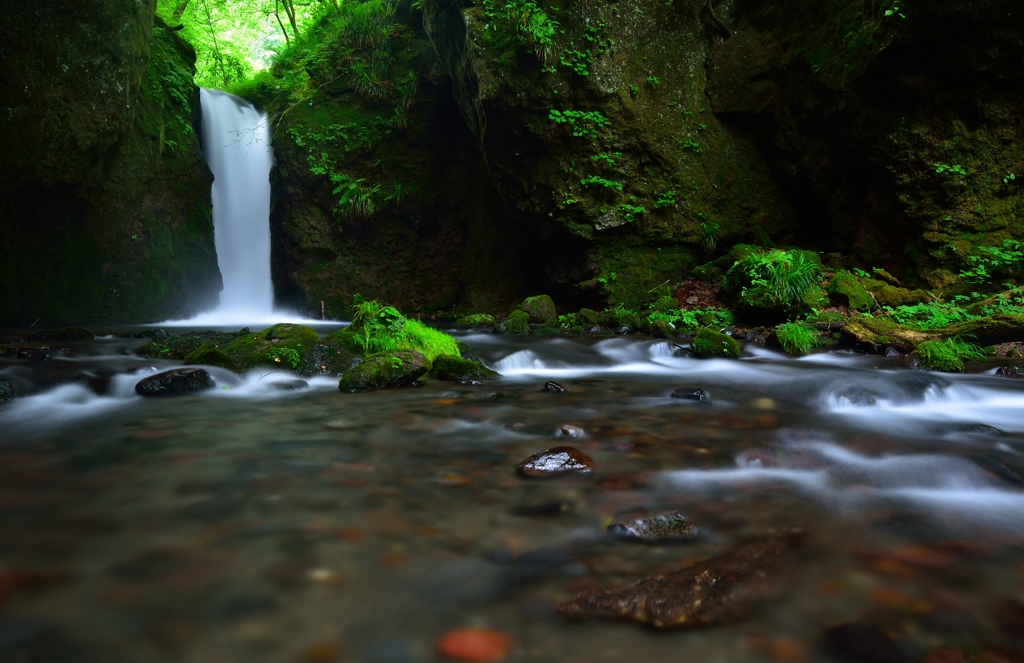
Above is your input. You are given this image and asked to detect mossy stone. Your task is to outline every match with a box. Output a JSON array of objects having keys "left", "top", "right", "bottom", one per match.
[
  {"left": 456, "top": 314, "right": 497, "bottom": 329},
  {"left": 520, "top": 295, "right": 557, "bottom": 325},
  {"left": 874, "top": 286, "right": 930, "bottom": 308},
  {"left": 800, "top": 285, "right": 830, "bottom": 310},
  {"left": 502, "top": 310, "right": 531, "bottom": 335},
  {"left": 223, "top": 323, "right": 320, "bottom": 370},
  {"left": 431, "top": 355, "right": 500, "bottom": 380},
  {"left": 186, "top": 347, "right": 238, "bottom": 372},
  {"left": 338, "top": 351, "right": 429, "bottom": 392},
  {"left": 321, "top": 329, "right": 366, "bottom": 356},
  {"left": 650, "top": 318, "right": 677, "bottom": 338},
  {"left": 578, "top": 308, "right": 600, "bottom": 325},
  {"left": 693, "top": 328, "right": 741, "bottom": 358},
  {"left": 829, "top": 273, "right": 875, "bottom": 312}
]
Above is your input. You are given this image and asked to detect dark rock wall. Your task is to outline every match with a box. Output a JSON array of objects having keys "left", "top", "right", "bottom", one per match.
[{"left": 0, "top": 1, "right": 220, "bottom": 325}]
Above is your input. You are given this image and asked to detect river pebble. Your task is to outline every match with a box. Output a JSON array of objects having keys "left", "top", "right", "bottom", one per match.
[{"left": 516, "top": 447, "right": 594, "bottom": 478}]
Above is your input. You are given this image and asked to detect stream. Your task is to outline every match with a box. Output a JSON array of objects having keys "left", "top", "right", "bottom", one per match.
[{"left": 2, "top": 330, "right": 1024, "bottom": 662}]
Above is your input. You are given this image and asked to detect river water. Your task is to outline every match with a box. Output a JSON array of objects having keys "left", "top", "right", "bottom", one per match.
[{"left": 2, "top": 330, "right": 1024, "bottom": 662}]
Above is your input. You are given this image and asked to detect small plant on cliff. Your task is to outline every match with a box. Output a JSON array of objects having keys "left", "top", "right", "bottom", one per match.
[
  {"left": 654, "top": 191, "right": 677, "bottom": 209},
  {"left": 481, "top": 0, "right": 559, "bottom": 62},
  {"left": 549, "top": 109, "right": 611, "bottom": 138},
  {"left": 699, "top": 220, "right": 721, "bottom": 255},
  {"left": 958, "top": 240, "right": 1024, "bottom": 285},
  {"left": 935, "top": 163, "right": 968, "bottom": 177},
  {"left": 581, "top": 175, "right": 624, "bottom": 191},
  {"left": 618, "top": 200, "right": 647, "bottom": 222},
  {"left": 736, "top": 249, "right": 821, "bottom": 308}
]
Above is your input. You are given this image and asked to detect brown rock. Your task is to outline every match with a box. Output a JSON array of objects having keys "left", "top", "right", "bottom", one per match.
[
  {"left": 516, "top": 446, "right": 594, "bottom": 478},
  {"left": 542, "top": 380, "right": 566, "bottom": 392},
  {"left": 607, "top": 512, "right": 700, "bottom": 543},
  {"left": 558, "top": 531, "right": 801, "bottom": 627}
]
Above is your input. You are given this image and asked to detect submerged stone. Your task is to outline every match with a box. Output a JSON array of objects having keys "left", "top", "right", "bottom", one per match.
[
  {"left": 607, "top": 512, "right": 700, "bottom": 543},
  {"left": 338, "top": 351, "right": 428, "bottom": 393},
  {"left": 825, "top": 623, "right": 911, "bottom": 663},
  {"left": 671, "top": 388, "right": 710, "bottom": 402},
  {"left": 559, "top": 424, "right": 585, "bottom": 438},
  {"left": 431, "top": 355, "right": 499, "bottom": 381},
  {"left": 270, "top": 379, "right": 309, "bottom": 391},
  {"left": 135, "top": 368, "right": 215, "bottom": 397},
  {"left": 558, "top": 531, "right": 801, "bottom": 627},
  {"left": 516, "top": 446, "right": 595, "bottom": 478},
  {"left": 542, "top": 381, "right": 566, "bottom": 392}
]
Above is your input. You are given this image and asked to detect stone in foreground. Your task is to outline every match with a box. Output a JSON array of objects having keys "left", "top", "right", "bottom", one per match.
[
  {"left": 671, "top": 388, "right": 710, "bottom": 402},
  {"left": 135, "top": 368, "right": 215, "bottom": 397},
  {"left": 339, "top": 351, "right": 428, "bottom": 393},
  {"left": 693, "top": 329, "right": 741, "bottom": 358},
  {"left": 516, "top": 446, "right": 594, "bottom": 478},
  {"left": 542, "top": 380, "right": 566, "bottom": 392},
  {"left": 431, "top": 355, "right": 500, "bottom": 380},
  {"left": 558, "top": 531, "right": 801, "bottom": 627},
  {"left": 607, "top": 512, "right": 700, "bottom": 543}
]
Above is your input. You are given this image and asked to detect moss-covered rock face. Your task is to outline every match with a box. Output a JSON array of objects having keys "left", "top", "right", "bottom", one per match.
[
  {"left": 430, "top": 355, "right": 500, "bottom": 380},
  {"left": 456, "top": 314, "right": 498, "bottom": 329},
  {"left": 829, "top": 273, "right": 875, "bottom": 312},
  {"left": 222, "top": 324, "right": 320, "bottom": 371},
  {"left": 693, "top": 329, "right": 741, "bottom": 358},
  {"left": 500, "top": 310, "right": 532, "bottom": 335},
  {"left": 0, "top": 5, "right": 220, "bottom": 325},
  {"left": 519, "top": 295, "right": 558, "bottom": 325},
  {"left": 339, "top": 351, "right": 429, "bottom": 392}
]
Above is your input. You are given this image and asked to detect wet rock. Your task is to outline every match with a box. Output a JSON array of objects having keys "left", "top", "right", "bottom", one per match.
[
  {"left": 558, "top": 531, "right": 801, "bottom": 627},
  {"left": 516, "top": 446, "right": 595, "bottom": 478},
  {"left": 519, "top": 294, "right": 557, "bottom": 325},
  {"left": 836, "top": 387, "right": 881, "bottom": 406},
  {"left": 616, "top": 325, "right": 633, "bottom": 335},
  {"left": 29, "top": 327, "right": 93, "bottom": 341},
  {"left": 338, "top": 351, "right": 428, "bottom": 393},
  {"left": 885, "top": 347, "right": 904, "bottom": 357},
  {"left": 270, "top": 379, "right": 309, "bottom": 391},
  {"left": 456, "top": 314, "right": 497, "bottom": 330},
  {"left": 693, "top": 329, "right": 741, "bottom": 358},
  {"left": 135, "top": 368, "right": 215, "bottom": 397},
  {"left": 187, "top": 346, "right": 239, "bottom": 371},
  {"left": 824, "top": 623, "right": 911, "bottom": 663},
  {"left": 490, "top": 392, "right": 515, "bottom": 401},
  {"left": 431, "top": 355, "right": 500, "bottom": 380},
  {"left": 455, "top": 340, "right": 481, "bottom": 363},
  {"left": 153, "top": 329, "right": 169, "bottom": 341},
  {"left": 456, "top": 379, "right": 483, "bottom": 386},
  {"left": 671, "top": 387, "right": 710, "bottom": 402},
  {"left": 542, "top": 380, "right": 566, "bottom": 392},
  {"left": 497, "top": 310, "right": 530, "bottom": 335},
  {"left": 607, "top": 512, "right": 700, "bottom": 543},
  {"left": 559, "top": 424, "right": 585, "bottom": 438},
  {"left": 0, "top": 379, "right": 15, "bottom": 403},
  {"left": 578, "top": 308, "right": 600, "bottom": 325},
  {"left": 995, "top": 365, "right": 1023, "bottom": 378},
  {"left": 512, "top": 500, "right": 573, "bottom": 516}
]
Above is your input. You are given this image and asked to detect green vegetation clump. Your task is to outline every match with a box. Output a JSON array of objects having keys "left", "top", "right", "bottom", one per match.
[
  {"left": 549, "top": 109, "right": 611, "bottom": 138},
  {"left": 881, "top": 302, "right": 976, "bottom": 330},
  {"left": 914, "top": 337, "right": 985, "bottom": 373},
  {"left": 431, "top": 356, "right": 500, "bottom": 380},
  {"left": 775, "top": 323, "right": 820, "bottom": 356},
  {"left": 339, "top": 351, "right": 429, "bottom": 392},
  {"left": 520, "top": 295, "right": 557, "bottom": 325},
  {"left": 348, "top": 298, "right": 459, "bottom": 362},
  {"left": 502, "top": 310, "right": 531, "bottom": 335},
  {"left": 725, "top": 249, "right": 822, "bottom": 311},
  {"left": 693, "top": 329, "right": 741, "bottom": 358},
  {"left": 456, "top": 314, "right": 498, "bottom": 329},
  {"left": 828, "top": 272, "right": 875, "bottom": 311}
]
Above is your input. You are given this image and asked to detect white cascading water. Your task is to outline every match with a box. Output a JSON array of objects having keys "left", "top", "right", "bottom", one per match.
[{"left": 186, "top": 88, "right": 276, "bottom": 323}]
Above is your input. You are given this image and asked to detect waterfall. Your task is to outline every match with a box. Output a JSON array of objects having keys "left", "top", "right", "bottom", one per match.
[{"left": 195, "top": 88, "right": 276, "bottom": 321}]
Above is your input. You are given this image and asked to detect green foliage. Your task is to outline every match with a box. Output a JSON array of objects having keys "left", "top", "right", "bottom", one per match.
[
  {"left": 646, "top": 75, "right": 660, "bottom": 86},
  {"left": 647, "top": 307, "right": 733, "bottom": 332},
  {"left": 700, "top": 220, "right": 721, "bottom": 255},
  {"left": 880, "top": 302, "right": 976, "bottom": 330},
  {"left": 734, "top": 249, "right": 822, "bottom": 309},
  {"left": 915, "top": 336, "right": 985, "bottom": 373},
  {"left": 793, "top": 0, "right": 899, "bottom": 89},
  {"left": 581, "top": 175, "right": 623, "bottom": 191},
  {"left": 679, "top": 139, "right": 702, "bottom": 153},
  {"left": 935, "top": 163, "right": 967, "bottom": 176},
  {"left": 693, "top": 328, "right": 741, "bottom": 359},
  {"left": 1003, "top": 172, "right": 1017, "bottom": 185},
  {"left": 958, "top": 240, "right": 1024, "bottom": 284},
  {"left": 591, "top": 152, "right": 622, "bottom": 168},
  {"left": 775, "top": 323, "right": 819, "bottom": 355},
  {"left": 618, "top": 199, "right": 647, "bottom": 222},
  {"left": 267, "top": 345, "right": 302, "bottom": 368},
  {"left": 480, "top": 0, "right": 560, "bottom": 62},
  {"left": 654, "top": 191, "right": 677, "bottom": 209},
  {"left": 558, "top": 21, "right": 607, "bottom": 75},
  {"left": 143, "top": 27, "right": 198, "bottom": 150},
  {"left": 629, "top": 84, "right": 640, "bottom": 98},
  {"left": 348, "top": 296, "right": 460, "bottom": 361},
  {"left": 549, "top": 109, "right": 611, "bottom": 137}
]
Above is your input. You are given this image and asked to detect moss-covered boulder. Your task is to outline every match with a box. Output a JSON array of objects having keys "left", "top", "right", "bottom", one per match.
[
  {"left": 649, "top": 318, "right": 677, "bottom": 339},
  {"left": 693, "top": 329, "right": 741, "bottom": 358},
  {"left": 520, "top": 295, "right": 557, "bottom": 325},
  {"left": 578, "top": 308, "right": 600, "bottom": 325},
  {"left": 431, "top": 355, "right": 500, "bottom": 380},
  {"left": 829, "top": 273, "right": 875, "bottom": 312},
  {"left": 456, "top": 314, "right": 498, "bottom": 329},
  {"left": 339, "top": 351, "right": 429, "bottom": 392},
  {"left": 874, "top": 286, "right": 930, "bottom": 309},
  {"left": 221, "top": 324, "right": 320, "bottom": 371},
  {"left": 185, "top": 347, "right": 239, "bottom": 372},
  {"left": 500, "top": 310, "right": 531, "bottom": 335}
]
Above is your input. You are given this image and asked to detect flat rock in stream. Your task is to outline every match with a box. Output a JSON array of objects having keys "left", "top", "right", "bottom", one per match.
[
  {"left": 558, "top": 531, "right": 801, "bottom": 628},
  {"left": 135, "top": 368, "right": 215, "bottom": 397},
  {"left": 516, "top": 447, "right": 594, "bottom": 478},
  {"left": 607, "top": 512, "right": 700, "bottom": 543},
  {"left": 671, "top": 388, "right": 710, "bottom": 403},
  {"left": 338, "top": 351, "right": 428, "bottom": 393},
  {"left": 542, "top": 381, "right": 566, "bottom": 392}
]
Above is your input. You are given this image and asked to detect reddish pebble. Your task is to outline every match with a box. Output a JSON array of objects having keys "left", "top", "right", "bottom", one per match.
[
  {"left": 437, "top": 629, "right": 512, "bottom": 662},
  {"left": 336, "top": 528, "right": 365, "bottom": 541}
]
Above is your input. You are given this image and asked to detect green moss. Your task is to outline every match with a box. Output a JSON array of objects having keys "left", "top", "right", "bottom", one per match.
[
  {"left": 914, "top": 337, "right": 985, "bottom": 373},
  {"left": 186, "top": 347, "right": 239, "bottom": 372},
  {"left": 874, "top": 286, "right": 930, "bottom": 309},
  {"left": 456, "top": 314, "right": 498, "bottom": 329},
  {"left": 829, "top": 272, "right": 875, "bottom": 311},
  {"left": 502, "top": 310, "right": 531, "bottom": 335},
  {"left": 321, "top": 329, "right": 364, "bottom": 356},
  {"left": 339, "top": 351, "right": 429, "bottom": 392},
  {"left": 396, "top": 319, "right": 461, "bottom": 362},
  {"left": 520, "top": 295, "right": 558, "bottom": 324},
  {"left": 223, "top": 324, "right": 320, "bottom": 370},
  {"left": 578, "top": 308, "right": 600, "bottom": 325},
  {"left": 693, "top": 328, "right": 741, "bottom": 358},
  {"left": 430, "top": 355, "right": 500, "bottom": 380}
]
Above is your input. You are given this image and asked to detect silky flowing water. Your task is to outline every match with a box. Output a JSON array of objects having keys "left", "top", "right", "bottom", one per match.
[{"left": 2, "top": 330, "right": 1024, "bottom": 662}]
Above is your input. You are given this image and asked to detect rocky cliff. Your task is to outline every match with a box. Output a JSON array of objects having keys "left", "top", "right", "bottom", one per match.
[{"left": 0, "top": 0, "right": 220, "bottom": 325}]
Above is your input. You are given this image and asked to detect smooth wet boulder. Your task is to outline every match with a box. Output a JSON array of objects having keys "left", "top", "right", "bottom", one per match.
[
  {"left": 431, "top": 355, "right": 499, "bottom": 380},
  {"left": 270, "top": 379, "right": 309, "bottom": 391},
  {"left": 558, "top": 531, "right": 801, "bottom": 627},
  {"left": 519, "top": 295, "right": 557, "bottom": 325},
  {"left": 671, "top": 388, "right": 710, "bottom": 402},
  {"left": 338, "top": 351, "right": 428, "bottom": 393},
  {"left": 607, "top": 512, "right": 700, "bottom": 543},
  {"left": 456, "top": 314, "right": 497, "bottom": 330},
  {"left": 498, "top": 310, "right": 530, "bottom": 335},
  {"left": 0, "top": 379, "right": 16, "bottom": 403},
  {"left": 693, "top": 329, "right": 741, "bottom": 358},
  {"left": 543, "top": 380, "right": 566, "bottom": 392},
  {"left": 135, "top": 368, "right": 215, "bottom": 397},
  {"left": 516, "top": 447, "right": 594, "bottom": 478}
]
